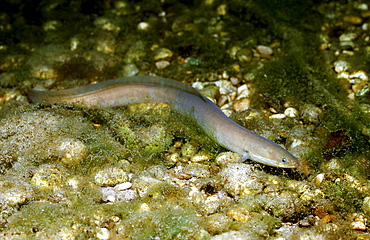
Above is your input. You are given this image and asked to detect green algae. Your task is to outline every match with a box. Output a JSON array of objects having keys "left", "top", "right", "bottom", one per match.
[{"left": 223, "top": 1, "right": 370, "bottom": 178}]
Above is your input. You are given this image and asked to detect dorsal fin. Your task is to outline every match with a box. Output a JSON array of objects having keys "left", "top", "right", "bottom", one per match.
[{"left": 28, "top": 76, "right": 207, "bottom": 102}]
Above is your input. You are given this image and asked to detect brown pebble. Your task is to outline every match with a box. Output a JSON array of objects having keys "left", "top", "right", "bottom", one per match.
[
  {"left": 343, "top": 16, "right": 362, "bottom": 24},
  {"left": 232, "top": 98, "right": 251, "bottom": 112}
]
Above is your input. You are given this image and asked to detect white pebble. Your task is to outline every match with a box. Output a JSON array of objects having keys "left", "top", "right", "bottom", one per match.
[
  {"left": 349, "top": 70, "right": 368, "bottom": 81},
  {"left": 96, "top": 228, "right": 110, "bottom": 240},
  {"left": 138, "top": 22, "right": 150, "bottom": 30},
  {"left": 339, "top": 33, "right": 357, "bottom": 42},
  {"left": 114, "top": 182, "right": 132, "bottom": 191},
  {"left": 334, "top": 60, "right": 350, "bottom": 73},
  {"left": 256, "top": 45, "right": 273, "bottom": 55},
  {"left": 155, "top": 60, "right": 170, "bottom": 69},
  {"left": 269, "top": 113, "right": 286, "bottom": 119},
  {"left": 284, "top": 107, "right": 299, "bottom": 118}
]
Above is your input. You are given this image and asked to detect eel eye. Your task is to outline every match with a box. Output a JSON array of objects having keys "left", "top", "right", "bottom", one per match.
[{"left": 281, "top": 158, "right": 287, "bottom": 163}]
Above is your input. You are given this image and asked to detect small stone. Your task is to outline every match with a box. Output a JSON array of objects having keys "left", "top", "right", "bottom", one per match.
[
  {"left": 339, "top": 33, "right": 358, "bottom": 42},
  {"left": 70, "top": 37, "right": 80, "bottom": 51},
  {"left": 356, "top": 3, "right": 368, "bottom": 10},
  {"left": 121, "top": 64, "right": 139, "bottom": 77},
  {"left": 182, "top": 163, "right": 210, "bottom": 178},
  {"left": 236, "top": 48, "right": 253, "bottom": 62},
  {"left": 236, "top": 84, "right": 251, "bottom": 100},
  {"left": 202, "top": 195, "right": 221, "bottom": 214},
  {"left": 94, "top": 17, "right": 121, "bottom": 33},
  {"left": 214, "top": 80, "right": 237, "bottom": 95},
  {"left": 351, "top": 221, "right": 366, "bottom": 230},
  {"left": 220, "top": 163, "right": 266, "bottom": 196},
  {"left": 52, "top": 137, "right": 88, "bottom": 165},
  {"left": 340, "top": 41, "right": 354, "bottom": 49},
  {"left": 43, "top": 20, "right": 61, "bottom": 31},
  {"left": 233, "top": 98, "right": 251, "bottom": 112},
  {"left": 31, "top": 164, "right": 66, "bottom": 189},
  {"left": 300, "top": 104, "right": 323, "bottom": 124},
  {"left": 217, "top": 4, "right": 227, "bottom": 15},
  {"left": 333, "top": 60, "right": 350, "bottom": 73},
  {"left": 343, "top": 16, "right": 362, "bottom": 25},
  {"left": 256, "top": 45, "right": 273, "bottom": 56},
  {"left": 114, "top": 182, "right": 132, "bottom": 191},
  {"left": 153, "top": 48, "right": 173, "bottom": 61},
  {"left": 269, "top": 113, "right": 286, "bottom": 119},
  {"left": 324, "top": 158, "right": 342, "bottom": 170},
  {"left": 300, "top": 188, "right": 325, "bottom": 201},
  {"left": 32, "top": 65, "right": 57, "bottom": 79},
  {"left": 349, "top": 70, "right": 368, "bottom": 82},
  {"left": 190, "top": 153, "right": 212, "bottom": 163},
  {"left": 155, "top": 60, "right": 170, "bottom": 69},
  {"left": 284, "top": 107, "right": 299, "bottom": 118},
  {"left": 181, "top": 142, "right": 199, "bottom": 158},
  {"left": 313, "top": 173, "right": 325, "bottom": 186},
  {"left": 94, "top": 167, "right": 129, "bottom": 187},
  {"left": 215, "top": 152, "right": 241, "bottom": 165},
  {"left": 137, "top": 22, "right": 150, "bottom": 30},
  {"left": 204, "top": 213, "right": 233, "bottom": 234},
  {"left": 96, "top": 227, "right": 110, "bottom": 240},
  {"left": 131, "top": 175, "right": 162, "bottom": 197}
]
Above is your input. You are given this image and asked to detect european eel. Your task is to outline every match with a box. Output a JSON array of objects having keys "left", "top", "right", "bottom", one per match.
[{"left": 28, "top": 76, "right": 299, "bottom": 168}]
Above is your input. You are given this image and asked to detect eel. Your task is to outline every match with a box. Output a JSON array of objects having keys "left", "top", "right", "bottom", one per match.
[{"left": 27, "top": 76, "right": 300, "bottom": 168}]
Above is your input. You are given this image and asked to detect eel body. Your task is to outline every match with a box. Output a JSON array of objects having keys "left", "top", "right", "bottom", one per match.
[{"left": 28, "top": 76, "right": 299, "bottom": 168}]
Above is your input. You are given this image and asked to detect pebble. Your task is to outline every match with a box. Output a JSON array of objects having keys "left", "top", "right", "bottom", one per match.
[
  {"left": 236, "top": 84, "right": 251, "bottom": 100},
  {"left": 94, "top": 17, "right": 121, "bottom": 33},
  {"left": 300, "top": 104, "right": 323, "bottom": 124},
  {"left": 265, "top": 196, "right": 310, "bottom": 220},
  {"left": 155, "top": 60, "right": 170, "bottom": 69},
  {"left": 213, "top": 80, "right": 237, "bottom": 95},
  {"left": 284, "top": 107, "right": 299, "bottom": 118},
  {"left": 131, "top": 174, "right": 162, "bottom": 197},
  {"left": 153, "top": 48, "right": 173, "bottom": 61},
  {"left": 219, "top": 163, "right": 266, "bottom": 196},
  {"left": 190, "top": 153, "right": 212, "bottom": 163},
  {"left": 137, "top": 22, "right": 150, "bottom": 30},
  {"left": 269, "top": 113, "right": 286, "bottom": 119},
  {"left": 349, "top": 70, "right": 368, "bottom": 82},
  {"left": 204, "top": 213, "right": 233, "bottom": 234},
  {"left": 232, "top": 98, "right": 251, "bottom": 112},
  {"left": 256, "top": 45, "right": 273, "bottom": 56},
  {"left": 313, "top": 173, "right": 325, "bottom": 186},
  {"left": 236, "top": 48, "right": 253, "bottom": 62},
  {"left": 100, "top": 187, "right": 137, "bottom": 202},
  {"left": 30, "top": 164, "right": 67, "bottom": 189},
  {"left": 300, "top": 188, "right": 325, "bottom": 201},
  {"left": 96, "top": 227, "right": 110, "bottom": 240},
  {"left": 52, "top": 137, "right": 88, "bottom": 165},
  {"left": 182, "top": 163, "right": 210, "bottom": 178},
  {"left": 181, "top": 141, "right": 199, "bottom": 158},
  {"left": 339, "top": 33, "right": 358, "bottom": 42},
  {"left": 333, "top": 60, "right": 350, "bottom": 73},
  {"left": 343, "top": 16, "right": 362, "bottom": 24},
  {"left": 114, "top": 182, "right": 132, "bottom": 190},
  {"left": 70, "top": 37, "right": 80, "bottom": 51},
  {"left": 350, "top": 214, "right": 367, "bottom": 231},
  {"left": 94, "top": 167, "right": 129, "bottom": 187},
  {"left": 32, "top": 65, "right": 57, "bottom": 79},
  {"left": 0, "top": 180, "right": 34, "bottom": 208},
  {"left": 215, "top": 152, "right": 241, "bottom": 165},
  {"left": 121, "top": 63, "right": 139, "bottom": 76}
]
